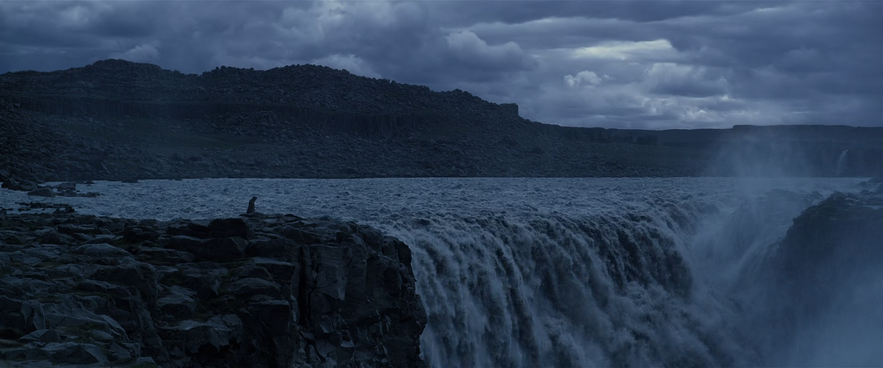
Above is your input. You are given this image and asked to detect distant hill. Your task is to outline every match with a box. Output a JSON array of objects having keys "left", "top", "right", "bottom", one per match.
[{"left": 1, "top": 59, "right": 881, "bottom": 187}]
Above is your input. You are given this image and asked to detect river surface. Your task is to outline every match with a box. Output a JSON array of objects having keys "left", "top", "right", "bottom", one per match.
[{"left": 1, "top": 177, "right": 874, "bottom": 367}]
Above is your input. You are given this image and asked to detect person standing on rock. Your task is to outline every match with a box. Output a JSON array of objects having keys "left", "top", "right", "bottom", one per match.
[{"left": 247, "top": 196, "right": 257, "bottom": 214}]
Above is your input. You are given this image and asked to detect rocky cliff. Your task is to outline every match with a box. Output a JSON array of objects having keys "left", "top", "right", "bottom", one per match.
[
  {"left": 736, "top": 182, "right": 883, "bottom": 363},
  {"left": 0, "top": 208, "right": 426, "bottom": 367},
  {"left": 2, "top": 59, "right": 883, "bottom": 185},
  {"left": 0, "top": 59, "right": 517, "bottom": 121},
  {"left": 0, "top": 59, "right": 521, "bottom": 142},
  {"left": 773, "top": 184, "right": 883, "bottom": 314}
]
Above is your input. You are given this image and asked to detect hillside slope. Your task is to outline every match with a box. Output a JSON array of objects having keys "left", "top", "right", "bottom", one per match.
[{"left": 1, "top": 59, "right": 881, "bottom": 186}]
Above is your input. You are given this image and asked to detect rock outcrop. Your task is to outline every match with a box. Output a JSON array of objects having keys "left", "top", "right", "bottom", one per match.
[
  {"left": 738, "top": 189, "right": 883, "bottom": 363},
  {"left": 0, "top": 209, "right": 426, "bottom": 367},
  {"left": 774, "top": 190, "right": 883, "bottom": 310},
  {"left": 3, "top": 60, "right": 883, "bottom": 187}
]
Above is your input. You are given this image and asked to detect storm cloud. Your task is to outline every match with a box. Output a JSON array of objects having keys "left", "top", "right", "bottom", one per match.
[{"left": 1, "top": 1, "right": 880, "bottom": 129}]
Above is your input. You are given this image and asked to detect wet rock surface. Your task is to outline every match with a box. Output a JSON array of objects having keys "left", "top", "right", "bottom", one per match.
[
  {"left": 0, "top": 209, "right": 426, "bottom": 367},
  {"left": 774, "top": 189, "right": 883, "bottom": 306},
  {"left": 737, "top": 188, "right": 883, "bottom": 363}
]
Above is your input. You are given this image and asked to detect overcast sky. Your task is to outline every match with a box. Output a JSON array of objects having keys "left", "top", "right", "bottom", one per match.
[{"left": 1, "top": 1, "right": 881, "bottom": 129}]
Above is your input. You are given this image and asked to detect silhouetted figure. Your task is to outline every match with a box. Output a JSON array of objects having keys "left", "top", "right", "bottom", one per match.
[{"left": 247, "top": 196, "right": 257, "bottom": 214}]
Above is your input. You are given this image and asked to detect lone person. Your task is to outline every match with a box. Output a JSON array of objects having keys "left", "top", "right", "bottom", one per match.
[{"left": 247, "top": 196, "right": 257, "bottom": 214}]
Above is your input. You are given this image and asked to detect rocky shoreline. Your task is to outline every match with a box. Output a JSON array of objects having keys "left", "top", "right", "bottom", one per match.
[{"left": 0, "top": 207, "right": 426, "bottom": 367}]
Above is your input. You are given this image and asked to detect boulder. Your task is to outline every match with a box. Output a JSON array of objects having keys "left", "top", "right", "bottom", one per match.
[
  {"left": 204, "top": 236, "right": 249, "bottom": 261},
  {"left": 253, "top": 257, "right": 299, "bottom": 282},
  {"left": 56, "top": 182, "right": 77, "bottom": 191},
  {"left": 8, "top": 181, "right": 39, "bottom": 192},
  {"left": 39, "top": 230, "right": 65, "bottom": 245},
  {"left": 227, "top": 277, "right": 281, "bottom": 299},
  {"left": 18, "top": 329, "right": 63, "bottom": 344},
  {"left": 123, "top": 227, "right": 161, "bottom": 243},
  {"left": 165, "top": 235, "right": 208, "bottom": 252},
  {"left": 247, "top": 237, "right": 298, "bottom": 260},
  {"left": 208, "top": 218, "right": 254, "bottom": 239},
  {"left": 27, "top": 188, "right": 55, "bottom": 197},
  {"left": 232, "top": 263, "right": 273, "bottom": 281},
  {"left": 72, "top": 243, "right": 132, "bottom": 258},
  {"left": 283, "top": 227, "right": 332, "bottom": 244},
  {"left": 76, "top": 279, "right": 134, "bottom": 298},
  {"left": 2, "top": 342, "right": 109, "bottom": 365},
  {"left": 169, "top": 266, "right": 226, "bottom": 300},
  {"left": 156, "top": 286, "right": 198, "bottom": 320},
  {"left": 93, "top": 260, "right": 160, "bottom": 309},
  {"left": 137, "top": 246, "right": 197, "bottom": 263},
  {"left": 157, "top": 314, "right": 243, "bottom": 361},
  {"left": 248, "top": 299, "right": 294, "bottom": 336}
]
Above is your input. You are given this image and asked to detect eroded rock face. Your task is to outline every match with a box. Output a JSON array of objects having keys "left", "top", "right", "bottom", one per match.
[
  {"left": 738, "top": 190, "right": 883, "bottom": 364},
  {"left": 0, "top": 211, "right": 426, "bottom": 367},
  {"left": 773, "top": 191, "right": 883, "bottom": 309}
]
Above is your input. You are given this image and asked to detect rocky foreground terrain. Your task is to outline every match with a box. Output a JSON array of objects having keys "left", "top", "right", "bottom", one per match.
[
  {"left": 0, "top": 201, "right": 426, "bottom": 367},
  {"left": 2, "top": 59, "right": 882, "bottom": 189}
]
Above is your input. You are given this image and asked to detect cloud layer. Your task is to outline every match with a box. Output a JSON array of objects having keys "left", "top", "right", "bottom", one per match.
[{"left": 1, "top": 1, "right": 880, "bottom": 129}]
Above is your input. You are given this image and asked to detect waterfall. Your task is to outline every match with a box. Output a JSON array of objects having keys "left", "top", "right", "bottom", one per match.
[
  {"left": 836, "top": 149, "right": 849, "bottom": 176},
  {"left": 378, "top": 188, "right": 839, "bottom": 367},
  {"left": 2, "top": 177, "right": 869, "bottom": 366},
  {"left": 382, "top": 200, "right": 756, "bottom": 367}
]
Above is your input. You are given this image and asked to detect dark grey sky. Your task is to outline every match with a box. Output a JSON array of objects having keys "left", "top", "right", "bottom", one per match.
[{"left": 1, "top": 1, "right": 881, "bottom": 129}]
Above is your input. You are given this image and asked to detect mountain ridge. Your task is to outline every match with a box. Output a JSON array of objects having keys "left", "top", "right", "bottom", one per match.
[
  {"left": 0, "top": 59, "right": 521, "bottom": 123},
  {"left": 1, "top": 59, "right": 882, "bottom": 188}
]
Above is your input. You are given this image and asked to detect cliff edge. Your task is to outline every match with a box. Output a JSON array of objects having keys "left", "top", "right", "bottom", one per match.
[{"left": 0, "top": 209, "right": 426, "bottom": 367}]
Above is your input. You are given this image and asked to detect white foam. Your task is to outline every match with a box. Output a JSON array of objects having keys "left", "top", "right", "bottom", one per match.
[{"left": 0, "top": 177, "right": 869, "bottom": 366}]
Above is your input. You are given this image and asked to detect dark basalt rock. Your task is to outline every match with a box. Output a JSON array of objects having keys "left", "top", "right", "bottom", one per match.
[
  {"left": 207, "top": 218, "right": 254, "bottom": 239},
  {"left": 27, "top": 188, "right": 55, "bottom": 197},
  {"left": 742, "top": 190, "right": 883, "bottom": 362},
  {"left": 775, "top": 191, "right": 883, "bottom": 299},
  {"left": 0, "top": 210, "right": 426, "bottom": 367}
]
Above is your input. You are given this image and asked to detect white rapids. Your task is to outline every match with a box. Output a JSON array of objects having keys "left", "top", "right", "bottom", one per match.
[{"left": 0, "top": 177, "right": 872, "bottom": 367}]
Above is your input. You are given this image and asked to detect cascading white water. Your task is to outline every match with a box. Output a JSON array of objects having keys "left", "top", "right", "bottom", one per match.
[
  {"left": 385, "top": 210, "right": 731, "bottom": 367},
  {"left": 0, "top": 177, "right": 872, "bottom": 366},
  {"left": 836, "top": 149, "right": 849, "bottom": 176}
]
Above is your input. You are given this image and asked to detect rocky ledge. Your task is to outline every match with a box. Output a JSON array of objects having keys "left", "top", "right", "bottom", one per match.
[
  {"left": 739, "top": 182, "right": 883, "bottom": 361},
  {"left": 774, "top": 182, "right": 883, "bottom": 303},
  {"left": 0, "top": 209, "right": 426, "bottom": 367}
]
